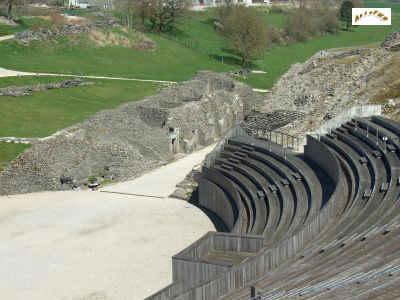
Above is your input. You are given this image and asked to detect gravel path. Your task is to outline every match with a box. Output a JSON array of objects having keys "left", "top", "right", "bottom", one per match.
[
  {"left": 0, "top": 67, "right": 176, "bottom": 84},
  {"left": 0, "top": 146, "right": 215, "bottom": 300},
  {"left": 101, "top": 145, "right": 215, "bottom": 197},
  {"left": 0, "top": 34, "right": 14, "bottom": 42}
]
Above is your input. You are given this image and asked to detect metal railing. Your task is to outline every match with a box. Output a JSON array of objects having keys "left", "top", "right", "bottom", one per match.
[
  {"left": 248, "top": 129, "right": 302, "bottom": 152},
  {"left": 203, "top": 125, "right": 248, "bottom": 168},
  {"left": 313, "top": 105, "right": 382, "bottom": 136}
]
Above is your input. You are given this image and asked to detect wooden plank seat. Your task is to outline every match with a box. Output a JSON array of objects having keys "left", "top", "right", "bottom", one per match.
[
  {"left": 149, "top": 116, "right": 400, "bottom": 300},
  {"left": 220, "top": 144, "right": 301, "bottom": 238},
  {"left": 215, "top": 157, "right": 270, "bottom": 235},
  {"left": 214, "top": 164, "right": 267, "bottom": 235},
  {"left": 228, "top": 137, "right": 323, "bottom": 229}
]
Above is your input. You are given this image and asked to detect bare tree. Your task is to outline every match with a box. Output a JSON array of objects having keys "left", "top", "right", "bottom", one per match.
[
  {"left": 114, "top": 0, "right": 188, "bottom": 32},
  {"left": 222, "top": 5, "right": 268, "bottom": 66},
  {"left": 2, "top": 0, "right": 15, "bottom": 19},
  {"left": 114, "top": 0, "right": 144, "bottom": 29}
]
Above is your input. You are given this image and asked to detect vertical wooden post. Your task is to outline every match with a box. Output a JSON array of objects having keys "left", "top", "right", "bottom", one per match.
[{"left": 250, "top": 286, "right": 256, "bottom": 299}]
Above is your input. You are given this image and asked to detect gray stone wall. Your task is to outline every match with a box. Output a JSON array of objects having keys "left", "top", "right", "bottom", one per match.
[{"left": 0, "top": 71, "right": 261, "bottom": 195}]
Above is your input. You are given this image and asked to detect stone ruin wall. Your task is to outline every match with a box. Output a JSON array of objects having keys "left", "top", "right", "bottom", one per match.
[{"left": 0, "top": 72, "right": 262, "bottom": 195}]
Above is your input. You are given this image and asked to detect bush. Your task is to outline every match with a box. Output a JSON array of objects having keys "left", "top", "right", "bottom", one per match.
[{"left": 266, "top": 26, "right": 285, "bottom": 45}]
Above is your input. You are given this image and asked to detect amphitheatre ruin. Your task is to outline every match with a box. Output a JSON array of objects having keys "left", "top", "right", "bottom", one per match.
[{"left": 1, "top": 14, "right": 400, "bottom": 300}]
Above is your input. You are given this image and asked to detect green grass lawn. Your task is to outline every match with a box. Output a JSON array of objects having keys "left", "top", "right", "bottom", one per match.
[
  {"left": 0, "top": 76, "right": 160, "bottom": 168},
  {"left": 0, "top": 6, "right": 398, "bottom": 89},
  {"left": 0, "top": 34, "right": 233, "bottom": 81},
  {"left": 0, "top": 76, "right": 160, "bottom": 137},
  {"left": 364, "top": 0, "right": 400, "bottom": 13}
]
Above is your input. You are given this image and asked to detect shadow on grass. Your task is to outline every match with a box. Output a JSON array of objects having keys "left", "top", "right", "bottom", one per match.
[{"left": 209, "top": 52, "right": 257, "bottom": 69}]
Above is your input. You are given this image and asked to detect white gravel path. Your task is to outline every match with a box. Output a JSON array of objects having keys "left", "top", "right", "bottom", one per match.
[
  {"left": 101, "top": 145, "right": 215, "bottom": 197},
  {"left": 0, "top": 146, "right": 216, "bottom": 300},
  {"left": 0, "top": 34, "right": 14, "bottom": 42},
  {"left": 0, "top": 67, "right": 176, "bottom": 84}
]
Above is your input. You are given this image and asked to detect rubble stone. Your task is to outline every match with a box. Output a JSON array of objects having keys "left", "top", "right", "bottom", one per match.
[{"left": 0, "top": 72, "right": 262, "bottom": 195}]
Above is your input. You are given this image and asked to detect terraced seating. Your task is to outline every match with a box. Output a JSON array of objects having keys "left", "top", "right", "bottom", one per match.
[{"left": 147, "top": 116, "right": 400, "bottom": 300}]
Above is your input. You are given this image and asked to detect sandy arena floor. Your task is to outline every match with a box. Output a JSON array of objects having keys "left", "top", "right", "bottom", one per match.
[{"left": 0, "top": 146, "right": 216, "bottom": 300}]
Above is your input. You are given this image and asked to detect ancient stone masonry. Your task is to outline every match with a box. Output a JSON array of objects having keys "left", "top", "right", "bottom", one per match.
[
  {"left": 0, "top": 79, "right": 91, "bottom": 97},
  {"left": 241, "top": 110, "right": 305, "bottom": 134},
  {"left": 0, "top": 72, "right": 262, "bottom": 195},
  {"left": 15, "top": 24, "right": 92, "bottom": 44},
  {"left": 261, "top": 45, "right": 396, "bottom": 139}
]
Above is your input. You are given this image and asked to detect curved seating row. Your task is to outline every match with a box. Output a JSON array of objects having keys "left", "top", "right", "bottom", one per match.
[{"left": 147, "top": 116, "right": 400, "bottom": 300}]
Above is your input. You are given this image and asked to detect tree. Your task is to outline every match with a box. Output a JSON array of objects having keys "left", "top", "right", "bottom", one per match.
[
  {"left": 146, "top": 0, "right": 189, "bottom": 32},
  {"left": 222, "top": 6, "right": 268, "bottom": 66},
  {"left": 114, "top": 0, "right": 189, "bottom": 32},
  {"left": 114, "top": 0, "right": 142, "bottom": 29},
  {"left": 340, "top": 0, "right": 354, "bottom": 31},
  {"left": 1, "top": 0, "right": 15, "bottom": 19}
]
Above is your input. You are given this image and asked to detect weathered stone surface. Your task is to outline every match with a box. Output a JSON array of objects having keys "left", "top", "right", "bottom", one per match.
[
  {"left": 15, "top": 24, "right": 91, "bottom": 44},
  {"left": 0, "top": 16, "right": 17, "bottom": 26},
  {"left": 261, "top": 46, "right": 395, "bottom": 138},
  {"left": 0, "top": 72, "right": 262, "bottom": 195},
  {"left": 0, "top": 79, "right": 90, "bottom": 97},
  {"left": 381, "top": 31, "right": 400, "bottom": 51}
]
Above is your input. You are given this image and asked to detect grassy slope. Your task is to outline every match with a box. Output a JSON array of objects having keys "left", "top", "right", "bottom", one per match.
[
  {"left": 0, "top": 5, "right": 398, "bottom": 87},
  {"left": 0, "top": 76, "right": 160, "bottom": 168},
  {"left": 0, "top": 77, "right": 160, "bottom": 137},
  {"left": 0, "top": 17, "right": 51, "bottom": 36},
  {"left": 0, "top": 34, "right": 232, "bottom": 81},
  {"left": 123, "top": 5, "right": 400, "bottom": 89},
  {"left": 364, "top": 0, "right": 400, "bottom": 13}
]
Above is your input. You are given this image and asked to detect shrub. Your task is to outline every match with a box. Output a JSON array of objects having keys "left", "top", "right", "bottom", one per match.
[{"left": 266, "top": 26, "right": 285, "bottom": 45}]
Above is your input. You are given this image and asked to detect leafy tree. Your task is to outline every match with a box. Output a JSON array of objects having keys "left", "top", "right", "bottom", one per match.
[
  {"left": 146, "top": 0, "right": 189, "bottom": 32},
  {"left": 340, "top": 0, "right": 354, "bottom": 31},
  {"left": 222, "top": 6, "right": 268, "bottom": 66}
]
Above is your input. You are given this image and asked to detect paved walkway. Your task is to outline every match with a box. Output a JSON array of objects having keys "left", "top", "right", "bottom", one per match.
[
  {"left": 101, "top": 144, "right": 215, "bottom": 198},
  {"left": 0, "top": 145, "right": 216, "bottom": 300}
]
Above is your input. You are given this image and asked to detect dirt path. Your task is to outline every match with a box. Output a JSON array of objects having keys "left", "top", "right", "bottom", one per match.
[{"left": 0, "top": 146, "right": 215, "bottom": 300}]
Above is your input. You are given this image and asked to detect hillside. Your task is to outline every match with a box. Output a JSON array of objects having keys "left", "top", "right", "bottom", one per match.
[{"left": 260, "top": 33, "right": 400, "bottom": 138}]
